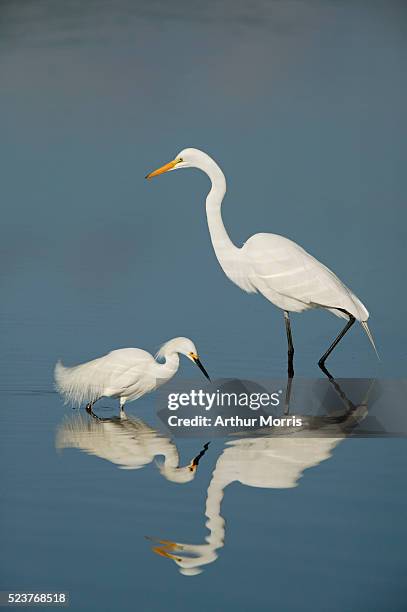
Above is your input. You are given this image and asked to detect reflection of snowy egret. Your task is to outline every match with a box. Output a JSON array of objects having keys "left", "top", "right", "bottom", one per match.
[
  {"left": 54, "top": 337, "right": 210, "bottom": 415},
  {"left": 56, "top": 413, "right": 209, "bottom": 483},
  {"left": 147, "top": 149, "right": 377, "bottom": 376}
]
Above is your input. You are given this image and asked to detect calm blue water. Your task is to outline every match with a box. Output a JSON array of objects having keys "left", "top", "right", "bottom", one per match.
[{"left": 1, "top": 1, "right": 406, "bottom": 610}]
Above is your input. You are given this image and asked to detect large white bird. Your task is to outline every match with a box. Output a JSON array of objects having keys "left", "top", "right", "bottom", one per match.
[
  {"left": 54, "top": 336, "right": 210, "bottom": 414},
  {"left": 149, "top": 392, "right": 369, "bottom": 575},
  {"left": 149, "top": 434, "right": 350, "bottom": 575},
  {"left": 146, "top": 149, "right": 377, "bottom": 376}
]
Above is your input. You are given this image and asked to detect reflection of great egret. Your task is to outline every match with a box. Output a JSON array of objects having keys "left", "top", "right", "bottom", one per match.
[
  {"left": 56, "top": 413, "right": 209, "bottom": 483},
  {"left": 150, "top": 387, "right": 369, "bottom": 575},
  {"left": 146, "top": 149, "right": 377, "bottom": 377},
  {"left": 54, "top": 337, "right": 210, "bottom": 416}
]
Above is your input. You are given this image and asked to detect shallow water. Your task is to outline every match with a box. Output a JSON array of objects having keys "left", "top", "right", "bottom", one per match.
[
  {"left": 2, "top": 394, "right": 407, "bottom": 611},
  {"left": 1, "top": 1, "right": 406, "bottom": 610}
]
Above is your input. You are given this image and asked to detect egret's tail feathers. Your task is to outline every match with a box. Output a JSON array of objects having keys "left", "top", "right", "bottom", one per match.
[
  {"left": 361, "top": 321, "right": 380, "bottom": 360},
  {"left": 56, "top": 414, "right": 99, "bottom": 449},
  {"left": 54, "top": 359, "right": 104, "bottom": 407}
]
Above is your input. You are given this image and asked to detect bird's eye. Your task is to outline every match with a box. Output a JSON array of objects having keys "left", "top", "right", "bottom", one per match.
[{"left": 178, "top": 158, "right": 183, "bottom": 162}]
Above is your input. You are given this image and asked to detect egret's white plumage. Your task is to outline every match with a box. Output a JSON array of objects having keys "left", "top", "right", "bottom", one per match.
[
  {"left": 150, "top": 434, "right": 348, "bottom": 575},
  {"left": 241, "top": 233, "right": 369, "bottom": 320},
  {"left": 56, "top": 414, "right": 201, "bottom": 482},
  {"left": 147, "top": 148, "right": 377, "bottom": 370},
  {"left": 54, "top": 336, "right": 210, "bottom": 410},
  {"left": 150, "top": 394, "right": 369, "bottom": 575}
]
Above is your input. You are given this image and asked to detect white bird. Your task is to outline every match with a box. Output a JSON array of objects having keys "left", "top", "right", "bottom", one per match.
[
  {"left": 146, "top": 149, "right": 378, "bottom": 376},
  {"left": 56, "top": 413, "right": 209, "bottom": 483},
  {"left": 150, "top": 434, "right": 347, "bottom": 575},
  {"left": 149, "top": 393, "right": 369, "bottom": 575},
  {"left": 54, "top": 336, "right": 210, "bottom": 414}
]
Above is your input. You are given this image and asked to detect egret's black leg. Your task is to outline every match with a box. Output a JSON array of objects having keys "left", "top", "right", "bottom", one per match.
[
  {"left": 119, "top": 398, "right": 127, "bottom": 419},
  {"left": 85, "top": 399, "right": 106, "bottom": 420},
  {"left": 318, "top": 314, "right": 355, "bottom": 373},
  {"left": 318, "top": 362, "right": 334, "bottom": 380},
  {"left": 284, "top": 311, "right": 295, "bottom": 378},
  {"left": 284, "top": 375, "right": 293, "bottom": 415}
]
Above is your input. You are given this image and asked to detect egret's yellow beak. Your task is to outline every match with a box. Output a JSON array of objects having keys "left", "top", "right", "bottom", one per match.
[
  {"left": 151, "top": 546, "right": 182, "bottom": 562},
  {"left": 147, "top": 538, "right": 183, "bottom": 562},
  {"left": 145, "top": 158, "right": 181, "bottom": 179}
]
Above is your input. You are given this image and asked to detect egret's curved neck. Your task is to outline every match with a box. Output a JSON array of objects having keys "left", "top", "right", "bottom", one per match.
[
  {"left": 204, "top": 468, "right": 227, "bottom": 550},
  {"left": 202, "top": 159, "right": 240, "bottom": 266},
  {"left": 151, "top": 453, "right": 229, "bottom": 573},
  {"left": 155, "top": 352, "right": 179, "bottom": 382},
  {"left": 157, "top": 440, "right": 181, "bottom": 470}
]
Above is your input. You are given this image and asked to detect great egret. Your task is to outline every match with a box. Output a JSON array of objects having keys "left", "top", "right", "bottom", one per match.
[
  {"left": 150, "top": 435, "right": 350, "bottom": 575},
  {"left": 146, "top": 149, "right": 377, "bottom": 376},
  {"left": 56, "top": 413, "right": 209, "bottom": 482},
  {"left": 149, "top": 381, "right": 370, "bottom": 575},
  {"left": 54, "top": 336, "right": 210, "bottom": 414}
]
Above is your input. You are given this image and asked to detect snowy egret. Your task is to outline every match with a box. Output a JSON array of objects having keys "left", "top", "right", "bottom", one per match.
[
  {"left": 56, "top": 414, "right": 210, "bottom": 481},
  {"left": 54, "top": 337, "right": 210, "bottom": 414},
  {"left": 146, "top": 149, "right": 377, "bottom": 376}
]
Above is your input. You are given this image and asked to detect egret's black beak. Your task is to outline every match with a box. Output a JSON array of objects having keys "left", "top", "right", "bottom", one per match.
[
  {"left": 189, "top": 442, "right": 210, "bottom": 471},
  {"left": 193, "top": 356, "right": 211, "bottom": 381}
]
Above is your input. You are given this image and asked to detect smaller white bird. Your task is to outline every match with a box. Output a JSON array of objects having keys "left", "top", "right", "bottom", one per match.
[
  {"left": 56, "top": 414, "right": 210, "bottom": 482},
  {"left": 54, "top": 337, "right": 210, "bottom": 414}
]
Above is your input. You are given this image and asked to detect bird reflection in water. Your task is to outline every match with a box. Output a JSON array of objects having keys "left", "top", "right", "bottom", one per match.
[
  {"left": 56, "top": 411, "right": 209, "bottom": 484},
  {"left": 149, "top": 374, "right": 374, "bottom": 575}
]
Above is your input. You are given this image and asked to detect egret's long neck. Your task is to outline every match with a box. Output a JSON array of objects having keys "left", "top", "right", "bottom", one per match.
[
  {"left": 157, "top": 440, "right": 181, "bottom": 470},
  {"left": 204, "top": 161, "right": 240, "bottom": 269},
  {"left": 155, "top": 352, "right": 179, "bottom": 383},
  {"left": 149, "top": 451, "right": 230, "bottom": 573},
  {"left": 203, "top": 468, "right": 227, "bottom": 551}
]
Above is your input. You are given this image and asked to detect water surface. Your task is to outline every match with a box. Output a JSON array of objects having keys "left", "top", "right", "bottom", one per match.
[{"left": 1, "top": 1, "right": 406, "bottom": 610}]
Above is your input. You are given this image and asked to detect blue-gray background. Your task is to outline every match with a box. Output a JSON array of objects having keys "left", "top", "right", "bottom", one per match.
[{"left": 1, "top": 1, "right": 406, "bottom": 611}]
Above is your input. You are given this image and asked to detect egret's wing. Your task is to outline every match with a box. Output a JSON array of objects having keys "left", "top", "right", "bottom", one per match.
[
  {"left": 100, "top": 348, "right": 158, "bottom": 398},
  {"left": 225, "top": 435, "right": 342, "bottom": 489},
  {"left": 242, "top": 233, "right": 368, "bottom": 320}
]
